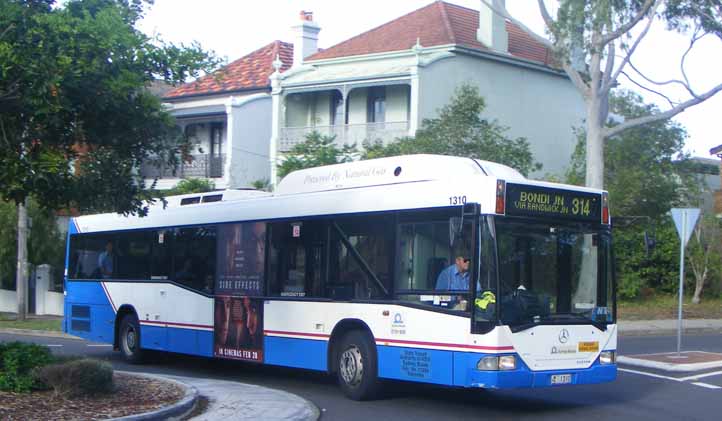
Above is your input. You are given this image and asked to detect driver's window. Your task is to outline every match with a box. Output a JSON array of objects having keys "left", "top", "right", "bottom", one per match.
[{"left": 395, "top": 215, "right": 473, "bottom": 311}]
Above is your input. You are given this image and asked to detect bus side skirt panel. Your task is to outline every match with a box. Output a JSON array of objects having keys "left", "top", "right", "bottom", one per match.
[{"left": 264, "top": 336, "right": 328, "bottom": 371}]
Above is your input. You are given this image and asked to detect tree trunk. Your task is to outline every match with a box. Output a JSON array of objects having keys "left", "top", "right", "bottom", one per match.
[
  {"left": 15, "top": 200, "right": 28, "bottom": 321},
  {"left": 692, "top": 279, "right": 704, "bottom": 304},
  {"left": 585, "top": 100, "right": 605, "bottom": 189},
  {"left": 691, "top": 266, "right": 707, "bottom": 304}
]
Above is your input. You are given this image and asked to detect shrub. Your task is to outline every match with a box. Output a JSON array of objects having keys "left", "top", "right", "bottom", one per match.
[
  {"left": 0, "top": 342, "right": 54, "bottom": 392},
  {"left": 35, "top": 358, "right": 114, "bottom": 398}
]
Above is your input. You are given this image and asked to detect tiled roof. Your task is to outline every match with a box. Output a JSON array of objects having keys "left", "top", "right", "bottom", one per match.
[
  {"left": 307, "top": 1, "right": 553, "bottom": 66},
  {"left": 164, "top": 40, "right": 293, "bottom": 100}
]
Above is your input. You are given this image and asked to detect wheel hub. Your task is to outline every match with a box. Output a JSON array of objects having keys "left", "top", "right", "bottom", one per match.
[
  {"left": 124, "top": 326, "right": 136, "bottom": 353},
  {"left": 340, "top": 346, "right": 364, "bottom": 387}
]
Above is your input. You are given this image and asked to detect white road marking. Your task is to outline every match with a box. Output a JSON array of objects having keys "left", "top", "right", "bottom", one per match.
[
  {"left": 618, "top": 368, "right": 682, "bottom": 382},
  {"left": 679, "top": 370, "right": 722, "bottom": 382},
  {"left": 620, "top": 368, "right": 722, "bottom": 391},
  {"left": 86, "top": 344, "right": 112, "bottom": 347},
  {"left": 691, "top": 382, "right": 722, "bottom": 390},
  {"left": 46, "top": 344, "right": 63, "bottom": 347}
]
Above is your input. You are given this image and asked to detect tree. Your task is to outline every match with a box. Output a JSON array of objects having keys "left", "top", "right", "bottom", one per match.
[
  {"left": 277, "top": 131, "right": 357, "bottom": 179},
  {"left": 485, "top": 0, "right": 722, "bottom": 188},
  {"left": 363, "top": 85, "right": 542, "bottom": 176},
  {"left": 0, "top": 198, "right": 65, "bottom": 290},
  {"left": 163, "top": 178, "right": 216, "bottom": 196},
  {"left": 687, "top": 214, "right": 722, "bottom": 303},
  {"left": 566, "top": 90, "right": 697, "bottom": 219},
  {"left": 0, "top": 0, "right": 218, "bottom": 319}
]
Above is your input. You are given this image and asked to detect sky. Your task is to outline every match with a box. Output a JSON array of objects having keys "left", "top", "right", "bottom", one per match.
[{"left": 137, "top": 0, "right": 722, "bottom": 159}]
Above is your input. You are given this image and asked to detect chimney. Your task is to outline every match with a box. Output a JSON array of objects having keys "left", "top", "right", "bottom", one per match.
[
  {"left": 478, "top": 0, "right": 508, "bottom": 53},
  {"left": 292, "top": 11, "right": 321, "bottom": 66}
]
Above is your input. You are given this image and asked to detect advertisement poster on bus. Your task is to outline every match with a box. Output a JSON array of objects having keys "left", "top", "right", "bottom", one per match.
[
  {"left": 213, "top": 296, "right": 264, "bottom": 362},
  {"left": 215, "top": 222, "right": 266, "bottom": 296}
]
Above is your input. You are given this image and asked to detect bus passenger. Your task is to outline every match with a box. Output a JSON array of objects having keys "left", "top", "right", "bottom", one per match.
[{"left": 98, "top": 241, "right": 115, "bottom": 279}]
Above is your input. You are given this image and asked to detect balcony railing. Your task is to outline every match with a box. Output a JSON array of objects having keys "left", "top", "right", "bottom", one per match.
[
  {"left": 140, "top": 154, "right": 225, "bottom": 179},
  {"left": 279, "top": 121, "right": 410, "bottom": 152}
]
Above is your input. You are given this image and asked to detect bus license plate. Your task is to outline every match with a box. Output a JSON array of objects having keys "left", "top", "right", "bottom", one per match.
[{"left": 551, "top": 374, "right": 572, "bottom": 385}]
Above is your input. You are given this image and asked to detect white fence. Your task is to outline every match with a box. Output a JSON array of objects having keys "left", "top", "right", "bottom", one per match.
[{"left": 0, "top": 265, "right": 63, "bottom": 316}]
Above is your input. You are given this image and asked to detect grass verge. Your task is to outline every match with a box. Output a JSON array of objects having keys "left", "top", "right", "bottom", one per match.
[
  {"left": 619, "top": 294, "right": 722, "bottom": 321},
  {"left": 0, "top": 314, "right": 62, "bottom": 331}
]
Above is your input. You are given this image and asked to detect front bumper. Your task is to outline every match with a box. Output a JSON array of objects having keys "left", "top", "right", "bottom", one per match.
[{"left": 468, "top": 355, "right": 617, "bottom": 389}]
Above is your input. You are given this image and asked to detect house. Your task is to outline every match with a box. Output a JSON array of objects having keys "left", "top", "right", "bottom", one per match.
[
  {"left": 711, "top": 144, "right": 722, "bottom": 217},
  {"left": 269, "top": 0, "right": 586, "bottom": 183},
  {"left": 147, "top": 39, "right": 295, "bottom": 189}
]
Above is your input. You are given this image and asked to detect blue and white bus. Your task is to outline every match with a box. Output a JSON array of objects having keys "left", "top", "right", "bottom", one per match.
[{"left": 64, "top": 155, "right": 616, "bottom": 400}]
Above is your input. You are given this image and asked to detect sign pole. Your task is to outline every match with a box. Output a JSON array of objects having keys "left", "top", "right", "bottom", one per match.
[
  {"left": 670, "top": 207, "right": 699, "bottom": 357},
  {"left": 676, "top": 211, "right": 687, "bottom": 357}
]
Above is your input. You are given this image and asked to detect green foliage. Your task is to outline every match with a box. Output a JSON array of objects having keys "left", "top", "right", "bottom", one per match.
[
  {"left": 362, "top": 85, "right": 542, "bottom": 176},
  {"left": 0, "top": 200, "right": 17, "bottom": 289},
  {"left": 664, "top": 0, "right": 722, "bottom": 38},
  {"left": 0, "top": 0, "right": 219, "bottom": 215},
  {"left": 250, "top": 179, "right": 272, "bottom": 192},
  {"left": 614, "top": 221, "right": 680, "bottom": 299},
  {"left": 277, "top": 131, "right": 357, "bottom": 179},
  {"left": 164, "top": 178, "right": 216, "bottom": 196},
  {"left": 566, "top": 91, "right": 696, "bottom": 219},
  {"left": 35, "top": 358, "right": 114, "bottom": 398},
  {"left": 0, "top": 197, "right": 65, "bottom": 290},
  {"left": 551, "top": 1, "right": 720, "bottom": 67},
  {"left": 0, "top": 342, "right": 53, "bottom": 393}
]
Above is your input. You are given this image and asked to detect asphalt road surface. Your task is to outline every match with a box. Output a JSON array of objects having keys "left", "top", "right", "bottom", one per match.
[{"left": 2, "top": 332, "right": 721, "bottom": 420}]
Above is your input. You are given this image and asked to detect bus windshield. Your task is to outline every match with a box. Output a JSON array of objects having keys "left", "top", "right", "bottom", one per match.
[{"left": 495, "top": 219, "right": 614, "bottom": 330}]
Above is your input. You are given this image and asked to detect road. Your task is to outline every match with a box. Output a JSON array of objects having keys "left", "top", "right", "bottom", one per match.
[{"left": 2, "top": 332, "right": 721, "bottom": 420}]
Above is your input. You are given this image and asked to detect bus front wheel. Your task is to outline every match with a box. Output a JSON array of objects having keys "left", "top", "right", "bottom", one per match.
[
  {"left": 119, "top": 314, "right": 144, "bottom": 364},
  {"left": 336, "top": 330, "right": 381, "bottom": 400}
]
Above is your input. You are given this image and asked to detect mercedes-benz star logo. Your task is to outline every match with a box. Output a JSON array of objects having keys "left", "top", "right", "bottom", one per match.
[{"left": 558, "top": 329, "right": 570, "bottom": 343}]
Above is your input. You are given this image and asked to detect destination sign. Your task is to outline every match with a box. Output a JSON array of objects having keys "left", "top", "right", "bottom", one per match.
[{"left": 505, "top": 183, "right": 601, "bottom": 222}]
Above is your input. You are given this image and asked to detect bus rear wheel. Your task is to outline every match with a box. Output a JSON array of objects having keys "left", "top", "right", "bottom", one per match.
[
  {"left": 119, "top": 314, "right": 144, "bottom": 364},
  {"left": 336, "top": 330, "right": 381, "bottom": 400}
]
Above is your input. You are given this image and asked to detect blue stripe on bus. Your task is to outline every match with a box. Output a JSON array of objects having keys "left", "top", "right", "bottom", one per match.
[
  {"left": 377, "top": 345, "right": 454, "bottom": 385},
  {"left": 166, "top": 327, "right": 213, "bottom": 357},
  {"left": 376, "top": 345, "right": 617, "bottom": 388},
  {"left": 264, "top": 336, "right": 328, "bottom": 371}
]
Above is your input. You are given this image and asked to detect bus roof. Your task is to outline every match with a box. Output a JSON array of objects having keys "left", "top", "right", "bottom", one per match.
[
  {"left": 275, "top": 155, "right": 525, "bottom": 195},
  {"left": 71, "top": 155, "right": 605, "bottom": 234}
]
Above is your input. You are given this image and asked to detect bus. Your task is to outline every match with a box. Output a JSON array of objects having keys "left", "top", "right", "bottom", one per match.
[{"left": 64, "top": 154, "right": 616, "bottom": 400}]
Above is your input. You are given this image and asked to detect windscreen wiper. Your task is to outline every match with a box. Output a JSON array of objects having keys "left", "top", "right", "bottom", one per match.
[{"left": 542, "top": 313, "right": 608, "bottom": 331}]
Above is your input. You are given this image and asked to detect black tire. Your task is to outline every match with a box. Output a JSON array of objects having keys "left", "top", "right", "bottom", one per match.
[
  {"left": 119, "top": 314, "right": 144, "bottom": 364},
  {"left": 336, "top": 330, "right": 381, "bottom": 400}
]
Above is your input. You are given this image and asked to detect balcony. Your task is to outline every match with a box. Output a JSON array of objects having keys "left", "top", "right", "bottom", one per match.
[
  {"left": 279, "top": 121, "right": 410, "bottom": 152},
  {"left": 140, "top": 154, "right": 225, "bottom": 179}
]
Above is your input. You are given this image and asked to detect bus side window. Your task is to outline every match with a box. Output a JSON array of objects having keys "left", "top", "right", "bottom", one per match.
[
  {"left": 328, "top": 216, "right": 393, "bottom": 300},
  {"left": 268, "top": 221, "right": 324, "bottom": 298},
  {"left": 173, "top": 226, "right": 216, "bottom": 292}
]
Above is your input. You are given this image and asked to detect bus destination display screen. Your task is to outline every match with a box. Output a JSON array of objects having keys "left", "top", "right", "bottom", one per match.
[{"left": 505, "top": 183, "right": 601, "bottom": 222}]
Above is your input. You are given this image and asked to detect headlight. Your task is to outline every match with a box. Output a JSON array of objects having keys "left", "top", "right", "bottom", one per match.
[
  {"left": 499, "top": 355, "right": 516, "bottom": 370},
  {"left": 477, "top": 355, "right": 516, "bottom": 371},
  {"left": 477, "top": 356, "right": 499, "bottom": 370},
  {"left": 599, "top": 351, "right": 615, "bottom": 364}
]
